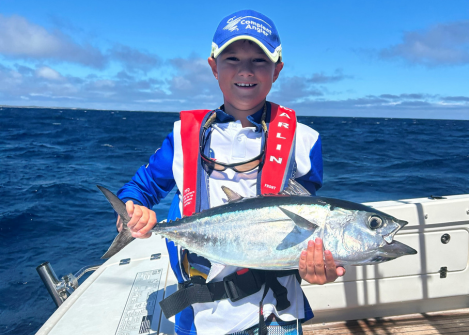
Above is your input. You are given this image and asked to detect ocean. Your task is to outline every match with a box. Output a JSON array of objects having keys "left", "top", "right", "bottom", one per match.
[{"left": 0, "top": 107, "right": 468, "bottom": 334}]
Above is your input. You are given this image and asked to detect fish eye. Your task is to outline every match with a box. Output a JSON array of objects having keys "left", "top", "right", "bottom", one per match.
[{"left": 368, "top": 216, "right": 383, "bottom": 230}]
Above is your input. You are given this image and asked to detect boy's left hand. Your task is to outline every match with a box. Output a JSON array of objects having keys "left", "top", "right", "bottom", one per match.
[{"left": 299, "top": 238, "right": 345, "bottom": 285}]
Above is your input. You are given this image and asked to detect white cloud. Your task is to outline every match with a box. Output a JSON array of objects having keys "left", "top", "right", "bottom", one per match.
[
  {"left": 307, "top": 69, "right": 353, "bottom": 83},
  {"left": 0, "top": 15, "right": 161, "bottom": 72},
  {"left": 380, "top": 20, "right": 469, "bottom": 66},
  {"left": 165, "top": 56, "right": 222, "bottom": 106},
  {"left": 269, "top": 69, "right": 351, "bottom": 104},
  {"left": 92, "top": 80, "right": 115, "bottom": 88},
  {"left": 0, "top": 57, "right": 221, "bottom": 111},
  {"left": 109, "top": 44, "right": 161, "bottom": 72},
  {"left": 0, "top": 14, "right": 107, "bottom": 68},
  {"left": 284, "top": 94, "right": 469, "bottom": 119},
  {"left": 269, "top": 75, "right": 323, "bottom": 103},
  {"left": 0, "top": 56, "right": 468, "bottom": 119},
  {"left": 35, "top": 66, "right": 63, "bottom": 80}
]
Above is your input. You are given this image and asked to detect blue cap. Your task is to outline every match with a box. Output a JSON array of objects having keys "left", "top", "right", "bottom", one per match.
[{"left": 211, "top": 10, "right": 282, "bottom": 63}]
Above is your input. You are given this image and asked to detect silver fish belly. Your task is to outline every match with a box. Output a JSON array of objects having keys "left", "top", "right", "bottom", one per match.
[{"left": 158, "top": 204, "right": 329, "bottom": 269}]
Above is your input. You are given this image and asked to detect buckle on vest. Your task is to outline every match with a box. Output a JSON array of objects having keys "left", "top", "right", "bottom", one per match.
[
  {"left": 223, "top": 270, "right": 263, "bottom": 302},
  {"left": 178, "top": 276, "right": 206, "bottom": 290},
  {"left": 223, "top": 273, "right": 241, "bottom": 302}
]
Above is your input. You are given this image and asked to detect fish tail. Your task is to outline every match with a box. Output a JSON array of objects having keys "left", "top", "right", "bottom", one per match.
[{"left": 97, "top": 185, "right": 135, "bottom": 259}]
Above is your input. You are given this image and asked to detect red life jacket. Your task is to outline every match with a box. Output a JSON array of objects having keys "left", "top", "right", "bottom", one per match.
[{"left": 179, "top": 102, "right": 297, "bottom": 217}]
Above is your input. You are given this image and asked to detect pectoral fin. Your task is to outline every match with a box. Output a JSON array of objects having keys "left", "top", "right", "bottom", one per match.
[
  {"left": 278, "top": 207, "right": 318, "bottom": 230},
  {"left": 276, "top": 207, "right": 318, "bottom": 250},
  {"left": 276, "top": 226, "right": 316, "bottom": 250}
]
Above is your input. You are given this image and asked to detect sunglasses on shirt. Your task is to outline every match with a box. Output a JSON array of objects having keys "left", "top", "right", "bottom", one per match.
[{"left": 199, "top": 105, "right": 268, "bottom": 173}]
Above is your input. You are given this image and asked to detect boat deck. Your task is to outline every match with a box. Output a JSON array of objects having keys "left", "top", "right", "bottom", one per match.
[{"left": 303, "top": 308, "right": 469, "bottom": 334}]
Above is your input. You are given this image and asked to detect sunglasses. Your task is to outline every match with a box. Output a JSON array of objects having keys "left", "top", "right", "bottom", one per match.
[{"left": 199, "top": 105, "right": 268, "bottom": 173}]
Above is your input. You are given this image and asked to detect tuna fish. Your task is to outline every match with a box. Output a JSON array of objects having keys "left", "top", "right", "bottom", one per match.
[{"left": 98, "top": 180, "right": 417, "bottom": 281}]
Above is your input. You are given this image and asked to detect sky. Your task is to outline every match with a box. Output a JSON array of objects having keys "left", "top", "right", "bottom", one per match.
[{"left": 0, "top": 0, "right": 468, "bottom": 119}]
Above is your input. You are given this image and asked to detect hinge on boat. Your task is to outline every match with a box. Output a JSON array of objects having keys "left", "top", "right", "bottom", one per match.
[
  {"left": 150, "top": 253, "right": 161, "bottom": 260},
  {"left": 439, "top": 267, "right": 447, "bottom": 278},
  {"left": 119, "top": 258, "right": 131, "bottom": 265}
]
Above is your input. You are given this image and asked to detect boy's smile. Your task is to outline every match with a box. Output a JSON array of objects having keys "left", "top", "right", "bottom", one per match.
[{"left": 208, "top": 40, "right": 283, "bottom": 125}]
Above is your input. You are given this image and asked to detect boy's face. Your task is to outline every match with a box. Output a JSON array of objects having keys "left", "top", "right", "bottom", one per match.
[{"left": 208, "top": 40, "right": 283, "bottom": 112}]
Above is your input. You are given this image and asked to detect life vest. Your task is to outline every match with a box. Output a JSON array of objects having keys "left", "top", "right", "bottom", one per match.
[
  {"left": 180, "top": 102, "right": 297, "bottom": 217},
  {"left": 176, "top": 102, "right": 297, "bottom": 280}
]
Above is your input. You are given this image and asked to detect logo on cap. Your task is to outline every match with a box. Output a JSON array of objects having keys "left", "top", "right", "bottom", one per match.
[
  {"left": 223, "top": 16, "right": 273, "bottom": 36},
  {"left": 224, "top": 16, "right": 242, "bottom": 32}
]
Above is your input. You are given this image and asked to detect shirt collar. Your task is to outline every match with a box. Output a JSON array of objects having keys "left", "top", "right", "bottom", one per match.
[{"left": 213, "top": 103, "right": 267, "bottom": 133}]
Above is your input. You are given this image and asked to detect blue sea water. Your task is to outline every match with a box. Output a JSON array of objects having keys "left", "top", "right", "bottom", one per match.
[{"left": 0, "top": 107, "right": 468, "bottom": 334}]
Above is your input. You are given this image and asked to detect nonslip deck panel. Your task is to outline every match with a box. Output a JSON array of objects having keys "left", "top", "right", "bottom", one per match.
[
  {"left": 37, "top": 235, "right": 178, "bottom": 335},
  {"left": 46, "top": 257, "right": 172, "bottom": 334}
]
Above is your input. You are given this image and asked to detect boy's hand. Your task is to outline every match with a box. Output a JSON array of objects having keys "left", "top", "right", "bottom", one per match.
[
  {"left": 116, "top": 200, "right": 157, "bottom": 239},
  {"left": 299, "top": 238, "right": 345, "bottom": 285}
]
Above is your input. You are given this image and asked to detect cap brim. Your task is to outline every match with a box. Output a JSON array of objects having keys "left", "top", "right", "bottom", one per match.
[{"left": 211, "top": 35, "right": 282, "bottom": 63}]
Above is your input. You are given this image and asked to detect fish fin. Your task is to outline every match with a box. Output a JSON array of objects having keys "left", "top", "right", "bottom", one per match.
[
  {"left": 97, "top": 185, "right": 131, "bottom": 223},
  {"left": 101, "top": 229, "right": 135, "bottom": 259},
  {"left": 97, "top": 185, "right": 135, "bottom": 259},
  {"left": 206, "top": 262, "right": 226, "bottom": 283},
  {"left": 279, "top": 179, "right": 311, "bottom": 196},
  {"left": 278, "top": 207, "right": 318, "bottom": 230},
  {"left": 221, "top": 186, "right": 244, "bottom": 202},
  {"left": 276, "top": 226, "right": 315, "bottom": 251}
]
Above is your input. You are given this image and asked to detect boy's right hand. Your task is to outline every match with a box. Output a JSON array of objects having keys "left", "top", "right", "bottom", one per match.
[{"left": 116, "top": 200, "right": 157, "bottom": 238}]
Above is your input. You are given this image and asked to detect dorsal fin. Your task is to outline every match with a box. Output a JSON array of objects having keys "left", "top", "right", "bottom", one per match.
[
  {"left": 221, "top": 186, "right": 244, "bottom": 202},
  {"left": 279, "top": 179, "right": 311, "bottom": 196}
]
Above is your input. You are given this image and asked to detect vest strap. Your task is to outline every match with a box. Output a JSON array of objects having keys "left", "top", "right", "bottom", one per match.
[
  {"left": 257, "top": 271, "right": 301, "bottom": 335},
  {"left": 159, "top": 269, "right": 300, "bottom": 319}
]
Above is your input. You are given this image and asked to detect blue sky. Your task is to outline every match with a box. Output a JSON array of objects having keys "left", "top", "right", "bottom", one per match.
[{"left": 0, "top": 0, "right": 468, "bottom": 119}]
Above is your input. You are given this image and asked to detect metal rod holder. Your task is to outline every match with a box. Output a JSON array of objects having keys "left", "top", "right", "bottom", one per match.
[
  {"left": 36, "top": 262, "right": 102, "bottom": 308},
  {"left": 36, "top": 262, "right": 65, "bottom": 308}
]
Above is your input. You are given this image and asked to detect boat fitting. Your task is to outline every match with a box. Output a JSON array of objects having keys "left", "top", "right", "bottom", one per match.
[{"left": 36, "top": 262, "right": 101, "bottom": 308}]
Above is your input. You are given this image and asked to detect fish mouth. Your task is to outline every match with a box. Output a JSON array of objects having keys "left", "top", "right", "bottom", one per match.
[
  {"left": 397, "top": 219, "right": 409, "bottom": 228},
  {"left": 380, "top": 219, "right": 416, "bottom": 257},
  {"left": 380, "top": 240, "right": 417, "bottom": 256},
  {"left": 366, "top": 238, "right": 417, "bottom": 265},
  {"left": 383, "top": 219, "right": 408, "bottom": 244}
]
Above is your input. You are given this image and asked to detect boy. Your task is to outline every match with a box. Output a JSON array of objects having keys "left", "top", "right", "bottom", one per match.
[{"left": 116, "top": 9, "right": 345, "bottom": 335}]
